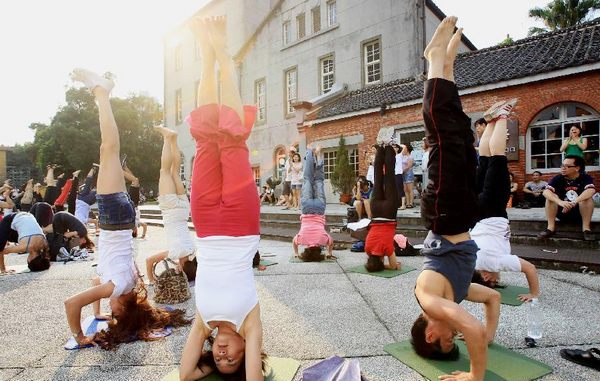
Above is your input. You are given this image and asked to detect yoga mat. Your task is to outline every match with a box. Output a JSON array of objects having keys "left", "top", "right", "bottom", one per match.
[
  {"left": 346, "top": 264, "right": 416, "bottom": 278},
  {"left": 64, "top": 315, "right": 173, "bottom": 350},
  {"left": 0, "top": 265, "right": 30, "bottom": 276},
  {"left": 495, "top": 285, "right": 530, "bottom": 306},
  {"left": 260, "top": 260, "right": 278, "bottom": 267},
  {"left": 161, "top": 356, "right": 300, "bottom": 381},
  {"left": 289, "top": 257, "right": 335, "bottom": 263},
  {"left": 384, "top": 340, "right": 552, "bottom": 381}
]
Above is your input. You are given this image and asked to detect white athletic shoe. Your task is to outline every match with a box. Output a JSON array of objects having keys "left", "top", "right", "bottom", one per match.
[
  {"left": 376, "top": 128, "right": 395, "bottom": 145},
  {"left": 484, "top": 98, "right": 517, "bottom": 122},
  {"left": 71, "top": 68, "right": 114, "bottom": 93}
]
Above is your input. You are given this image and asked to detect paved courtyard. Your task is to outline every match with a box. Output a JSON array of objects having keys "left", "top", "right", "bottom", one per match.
[{"left": 0, "top": 226, "right": 599, "bottom": 380}]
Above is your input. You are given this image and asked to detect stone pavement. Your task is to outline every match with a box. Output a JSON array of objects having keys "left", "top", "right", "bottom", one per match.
[{"left": 0, "top": 226, "right": 599, "bottom": 381}]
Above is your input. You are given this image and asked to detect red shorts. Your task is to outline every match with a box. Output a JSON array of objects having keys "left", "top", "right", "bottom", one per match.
[{"left": 365, "top": 222, "right": 396, "bottom": 256}]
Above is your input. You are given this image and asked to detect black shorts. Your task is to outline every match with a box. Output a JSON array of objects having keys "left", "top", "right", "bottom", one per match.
[
  {"left": 477, "top": 156, "right": 510, "bottom": 220},
  {"left": 420, "top": 79, "right": 478, "bottom": 235},
  {"left": 282, "top": 181, "right": 291, "bottom": 196},
  {"left": 0, "top": 213, "right": 18, "bottom": 251},
  {"left": 557, "top": 207, "right": 582, "bottom": 224}
]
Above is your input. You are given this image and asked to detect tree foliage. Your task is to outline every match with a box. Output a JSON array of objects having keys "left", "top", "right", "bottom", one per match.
[
  {"left": 21, "top": 87, "right": 163, "bottom": 187},
  {"left": 528, "top": 0, "right": 600, "bottom": 35},
  {"left": 330, "top": 135, "right": 356, "bottom": 195}
]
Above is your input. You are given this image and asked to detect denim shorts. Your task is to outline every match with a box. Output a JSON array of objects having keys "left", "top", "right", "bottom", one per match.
[
  {"left": 403, "top": 170, "right": 414, "bottom": 184},
  {"left": 97, "top": 192, "right": 136, "bottom": 230},
  {"left": 291, "top": 183, "right": 302, "bottom": 190}
]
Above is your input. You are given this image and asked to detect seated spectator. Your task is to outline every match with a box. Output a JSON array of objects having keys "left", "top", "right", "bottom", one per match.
[
  {"left": 538, "top": 155, "right": 596, "bottom": 241},
  {"left": 260, "top": 184, "right": 275, "bottom": 204},
  {"left": 522, "top": 171, "right": 547, "bottom": 208},
  {"left": 352, "top": 176, "right": 372, "bottom": 220}
]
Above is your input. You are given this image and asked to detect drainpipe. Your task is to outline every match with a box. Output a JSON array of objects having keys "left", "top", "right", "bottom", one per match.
[{"left": 419, "top": 0, "right": 427, "bottom": 76}]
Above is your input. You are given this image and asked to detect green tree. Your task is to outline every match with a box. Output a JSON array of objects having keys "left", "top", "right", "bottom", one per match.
[
  {"left": 528, "top": 0, "right": 600, "bottom": 35},
  {"left": 25, "top": 87, "right": 163, "bottom": 187},
  {"left": 497, "top": 34, "right": 515, "bottom": 46},
  {"left": 330, "top": 135, "right": 356, "bottom": 195}
]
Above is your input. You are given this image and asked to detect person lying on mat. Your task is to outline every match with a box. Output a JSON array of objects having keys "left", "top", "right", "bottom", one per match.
[
  {"left": 65, "top": 67, "right": 190, "bottom": 350},
  {"left": 145, "top": 125, "right": 197, "bottom": 285},
  {"left": 0, "top": 212, "right": 50, "bottom": 274},
  {"left": 179, "top": 16, "right": 265, "bottom": 381},
  {"left": 292, "top": 144, "right": 335, "bottom": 263},
  {"left": 469, "top": 118, "right": 540, "bottom": 303},
  {"left": 41, "top": 211, "right": 95, "bottom": 252},
  {"left": 364, "top": 145, "right": 401, "bottom": 272},
  {"left": 412, "top": 18, "right": 501, "bottom": 381}
]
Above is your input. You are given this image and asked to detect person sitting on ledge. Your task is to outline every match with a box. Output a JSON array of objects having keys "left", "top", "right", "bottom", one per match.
[
  {"left": 521, "top": 171, "right": 547, "bottom": 208},
  {"left": 538, "top": 155, "right": 596, "bottom": 241}
]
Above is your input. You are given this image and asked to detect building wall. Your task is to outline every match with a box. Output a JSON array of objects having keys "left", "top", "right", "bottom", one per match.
[
  {"left": 163, "top": 0, "right": 473, "bottom": 184},
  {"left": 304, "top": 71, "right": 600, "bottom": 197}
]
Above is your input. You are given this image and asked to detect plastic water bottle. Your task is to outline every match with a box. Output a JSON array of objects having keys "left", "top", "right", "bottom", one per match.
[{"left": 527, "top": 298, "right": 543, "bottom": 340}]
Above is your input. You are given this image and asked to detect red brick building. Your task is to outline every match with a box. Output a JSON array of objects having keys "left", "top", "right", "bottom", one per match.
[{"left": 298, "top": 20, "right": 600, "bottom": 198}]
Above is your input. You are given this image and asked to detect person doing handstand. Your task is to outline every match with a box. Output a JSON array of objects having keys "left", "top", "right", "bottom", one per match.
[
  {"left": 292, "top": 145, "right": 334, "bottom": 262},
  {"left": 364, "top": 144, "right": 402, "bottom": 272},
  {"left": 179, "top": 16, "right": 264, "bottom": 381},
  {"left": 64, "top": 68, "right": 189, "bottom": 350},
  {"left": 145, "top": 126, "right": 197, "bottom": 285},
  {"left": 411, "top": 17, "right": 502, "bottom": 381},
  {"left": 470, "top": 117, "right": 540, "bottom": 302}
]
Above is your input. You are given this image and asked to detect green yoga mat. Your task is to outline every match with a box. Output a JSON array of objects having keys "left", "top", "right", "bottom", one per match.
[
  {"left": 161, "top": 356, "right": 300, "bottom": 381},
  {"left": 289, "top": 256, "right": 335, "bottom": 263},
  {"left": 384, "top": 340, "right": 552, "bottom": 381},
  {"left": 495, "top": 285, "right": 530, "bottom": 306},
  {"left": 260, "top": 260, "right": 278, "bottom": 267},
  {"left": 346, "top": 265, "right": 416, "bottom": 278}
]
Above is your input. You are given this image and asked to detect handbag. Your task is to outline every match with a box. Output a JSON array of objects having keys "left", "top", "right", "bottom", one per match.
[{"left": 153, "top": 258, "right": 191, "bottom": 304}]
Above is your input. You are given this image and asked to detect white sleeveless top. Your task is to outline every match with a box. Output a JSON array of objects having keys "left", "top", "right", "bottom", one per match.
[{"left": 195, "top": 235, "right": 260, "bottom": 332}]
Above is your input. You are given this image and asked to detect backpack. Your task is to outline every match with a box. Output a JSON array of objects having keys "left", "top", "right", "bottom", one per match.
[
  {"left": 346, "top": 207, "right": 359, "bottom": 223},
  {"left": 350, "top": 240, "right": 365, "bottom": 252}
]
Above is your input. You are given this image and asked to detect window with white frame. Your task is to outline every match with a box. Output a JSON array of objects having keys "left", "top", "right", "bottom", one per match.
[
  {"left": 175, "top": 45, "right": 183, "bottom": 71},
  {"left": 283, "top": 21, "right": 291, "bottom": 45},
  {"left": 527, "top": 102, "right": 599, "bottom": 172},
  {"left": 255, "top": 79, "right": 266, "bottom": 122},
  {"left": 285, "top": 68, "right": 297, "bottom": 115},
  {"left": 323, "top": 147, "right": 359, "bottom": 179},
  {"left": 312, "top": 6, "right": 321, "bottom": 33},
  {"left": 175, "top": 89, "right": 183, "bottom": 125},
  {"left": 320, "top": 55, "right": 335, "bottom": 94},
  {"left": 327, "top": 1, "right": 337, "bottom": 27},
  {"left": 297, "top": 13, "right": 306, "bottom": 39},
  {"left": 252, "top": 166, "right": 261, "bottom": 186},
  {"left": 363, "top": 39, "right": 381, "bottom": 85}
]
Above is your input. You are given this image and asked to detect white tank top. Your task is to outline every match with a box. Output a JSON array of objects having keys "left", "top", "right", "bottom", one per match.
[{"left": 194, "top": 235, "right": 260, "bottom": 332}]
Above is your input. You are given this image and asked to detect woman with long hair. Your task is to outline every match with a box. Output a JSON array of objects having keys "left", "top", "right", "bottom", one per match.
[
  {"left": 64, "top": 68, "right": 190, "bottom": 349},
  {"left": 145, "top": 126, "right": 197, "bottom": 285},
  {"left": 293, "top": 145, "right": 334, "bottom": 262},
  {"left": 179, "top": 16, "right": 264, "bottom": 381},
  {"left": 364, "top": 145, "right": 401, "bottom": 272},
  {"left": 290, "top": 152, "right": 303, "bottom": 210}
]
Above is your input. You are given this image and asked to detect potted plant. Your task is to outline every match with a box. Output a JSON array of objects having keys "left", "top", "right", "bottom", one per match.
[{"left": 330, "top": 135, "right": 356, "bottom": 204}]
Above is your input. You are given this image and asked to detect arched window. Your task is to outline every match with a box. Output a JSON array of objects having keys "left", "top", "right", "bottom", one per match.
[
  {"left": 527, "top": 103, "right": 599, "bottom": 173},
  {"left": 274, "top": 147, "right": 287, "bottom": 180}
]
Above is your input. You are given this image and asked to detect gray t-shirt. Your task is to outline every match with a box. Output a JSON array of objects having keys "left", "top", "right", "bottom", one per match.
[{"left": 525, "top": 180, "right": 547, "bottom": 193}]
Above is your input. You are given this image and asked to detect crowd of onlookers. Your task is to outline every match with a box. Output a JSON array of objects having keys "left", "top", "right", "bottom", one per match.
[{"left": 261, "top": 119, "right": 598, "bottom": 241}]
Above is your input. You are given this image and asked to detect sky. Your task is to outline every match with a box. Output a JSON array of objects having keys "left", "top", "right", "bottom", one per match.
[{"left": 0, "top": 0, "right": 592, "bottom": 146}]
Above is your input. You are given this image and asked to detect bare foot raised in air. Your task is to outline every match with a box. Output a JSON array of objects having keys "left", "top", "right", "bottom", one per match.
[
  {"left": 424, "top": 16, "right": 457, "bottom": 62},
  {"left": 423, "top": 16, "right": 457, "bottom": 79},
  {"left": 444, "top": 27, "right": 463, "bottom": 82},
  {"left": 154, "top": 125, "right": 178, "bottom": 139},
  {"left": 206, "top": 16, "right": 228, "bottom": 54}
]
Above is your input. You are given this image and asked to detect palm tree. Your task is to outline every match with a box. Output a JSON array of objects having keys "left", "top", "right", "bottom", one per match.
[{"left": 528, "top": 0, "right": 600, "bottom": 35}]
